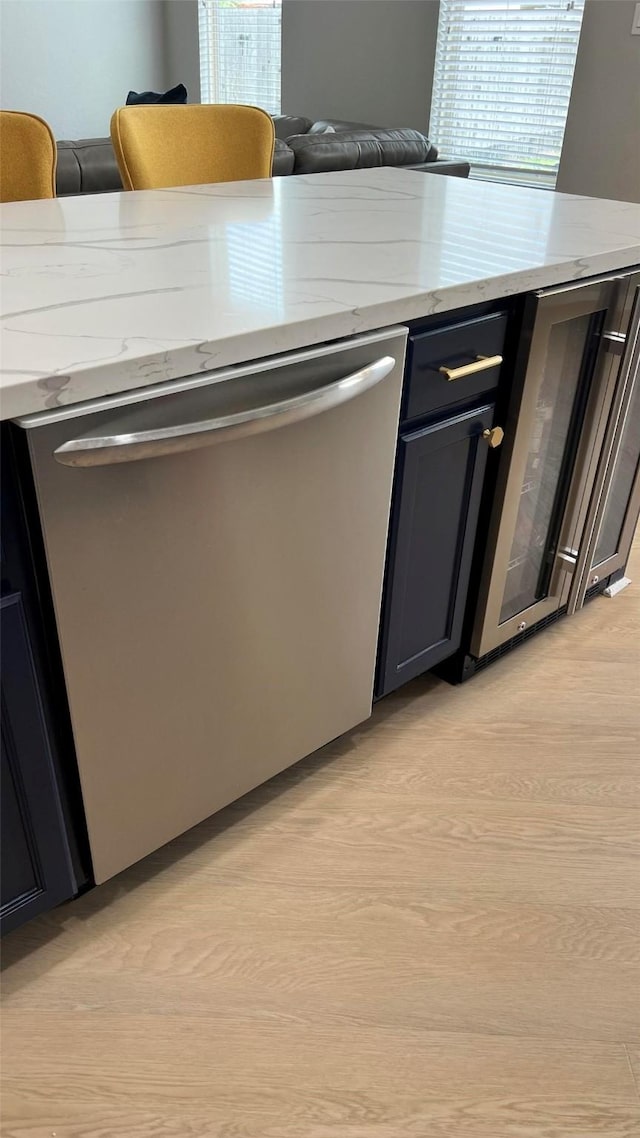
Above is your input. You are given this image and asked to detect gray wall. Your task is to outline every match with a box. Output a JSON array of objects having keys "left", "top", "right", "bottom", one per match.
[
  {"left": 0, "top": 0, "right": 167, "bottom": 138},
  {"left": 281, "top": 0, "right": 439, "bottom": 131},
  {"left": 557, "top": 0, "right": 640, "bottom": 202},
  {"left": 163, "top": 0, "right": 201, "bottom": 102}
]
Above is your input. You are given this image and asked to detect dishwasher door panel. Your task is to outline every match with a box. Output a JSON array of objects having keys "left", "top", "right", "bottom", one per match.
[{"left": 24, "top": 330, "right": 406, "bottom": 882}]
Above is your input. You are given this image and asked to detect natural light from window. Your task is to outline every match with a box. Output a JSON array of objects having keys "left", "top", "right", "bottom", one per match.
[
  {"left": 429, "top": 0, "right": 585, "bottom": 188},
  {"left": 198, "top": 0, "right": 282, "bottom": 115}
]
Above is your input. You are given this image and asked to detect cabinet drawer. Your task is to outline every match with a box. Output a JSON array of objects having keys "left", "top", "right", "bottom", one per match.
[{"left": 405, "top": 312, "right": 508, "bottom": 421}]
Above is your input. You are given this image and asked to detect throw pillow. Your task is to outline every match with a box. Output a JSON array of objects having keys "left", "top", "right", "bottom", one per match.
[{"left": 126, "top": 84, "right": 188, "bottom": 105}]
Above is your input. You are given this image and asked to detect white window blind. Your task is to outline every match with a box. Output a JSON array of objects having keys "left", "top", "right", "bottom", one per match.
[
  {"left": 429, "top": 0, "right": 585, "bottom": 187},
  {"left": 198, "top": 0, "right": 282, "bottom": 115}
]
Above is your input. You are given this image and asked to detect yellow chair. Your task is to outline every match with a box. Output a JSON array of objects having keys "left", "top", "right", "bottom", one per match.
[
  {"left": 0, "top": 110, "right": 56, "bottom": 202},
  {"left": 110, "top": 103, "right": 275, "bottom": 191}
]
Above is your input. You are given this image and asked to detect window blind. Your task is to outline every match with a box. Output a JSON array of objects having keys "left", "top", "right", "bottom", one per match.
[
  {"left": 199, "top": 0, "right": 282, "bottom": 115},
  {"left": 429, "top": 0, "right": 585, "bottom": 187}
]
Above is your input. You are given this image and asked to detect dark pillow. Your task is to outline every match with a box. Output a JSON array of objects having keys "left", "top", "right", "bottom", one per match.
[{"left": 126, "top": 84, "right": 187, "bottom": 105}]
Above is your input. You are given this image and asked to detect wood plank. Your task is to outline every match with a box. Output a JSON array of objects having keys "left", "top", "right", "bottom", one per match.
[
  {"left": 117, "top": 794, "right": 640, "bottom": 909},
  {"left": 2, "top": 1016, "right": 639, "bottom": 1138},
  {"left": 4, "top": 873, "right": 639, "bottom": 1042}
]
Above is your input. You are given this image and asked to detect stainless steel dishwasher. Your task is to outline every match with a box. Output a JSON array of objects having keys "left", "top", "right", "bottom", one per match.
[{"left": 16, "top": 327, "right": 407, "bottom": 882}]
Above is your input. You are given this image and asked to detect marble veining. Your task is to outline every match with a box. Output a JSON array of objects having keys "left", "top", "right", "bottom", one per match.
[{"left": 1, "top": 168, "right": 640, "bottom": 419}]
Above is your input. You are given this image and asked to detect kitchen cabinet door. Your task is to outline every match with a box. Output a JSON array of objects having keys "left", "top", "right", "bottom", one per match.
[
  {"left": 1, "top": 592, "right": 77, "bottom": 935},
  {"left": 377, "top": 403, "right": 497, "bottom": 697}
]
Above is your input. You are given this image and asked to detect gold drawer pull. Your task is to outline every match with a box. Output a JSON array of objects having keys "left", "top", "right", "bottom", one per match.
[{"left": 439, "top": 353, "right": 503, "bottom": 381}]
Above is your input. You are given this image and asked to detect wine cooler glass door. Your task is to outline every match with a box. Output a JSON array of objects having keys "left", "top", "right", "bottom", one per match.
[
  {"left": 572, "top": 277, "right": 640, "bottom": 605},
  {"left": 472, "top": 276, "right": 622, "bottom": 658}
]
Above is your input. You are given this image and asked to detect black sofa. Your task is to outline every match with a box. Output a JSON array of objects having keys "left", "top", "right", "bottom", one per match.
[{"left": 55, "top": 115, "right": 470, "bottom": 196}]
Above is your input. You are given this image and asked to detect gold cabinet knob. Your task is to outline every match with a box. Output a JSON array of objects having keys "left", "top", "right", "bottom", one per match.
[{"left": 482, "top": 426, "right": 504, "bottom": 448}]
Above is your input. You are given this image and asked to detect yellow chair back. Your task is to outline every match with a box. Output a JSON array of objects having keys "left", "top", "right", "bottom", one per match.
[
  {"left": 0, "top": 110, "right": 56, "bottom": 202},
  {"left": 110, "top": 103, "right": 275, "bottom": 191}
]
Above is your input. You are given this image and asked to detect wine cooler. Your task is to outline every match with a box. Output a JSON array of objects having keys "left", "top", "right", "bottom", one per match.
[{"left": 469, "top": 268, "right": 640, "bottom": 664}]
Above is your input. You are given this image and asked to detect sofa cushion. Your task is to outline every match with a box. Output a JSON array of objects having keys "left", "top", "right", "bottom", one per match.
[
  {"left": 273, "top": 138, "right": 295, "bottom": 176},
  {"left": 55, "top": 143, "right": 82, "bottom": 195},
  {"left": 56, "top": 139, "right": 123, "bottom": 195},
  {"left": 308, "top": 119, "right": 378, "bottom": 134},
  {"left": 272, "top": 114, "right": 313, "bottom": 140},
  {"left": 288, "top": 128, "right": 438, "bottom": 174}
]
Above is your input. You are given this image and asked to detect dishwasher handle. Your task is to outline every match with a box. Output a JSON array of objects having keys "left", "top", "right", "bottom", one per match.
[{"left": 53, "top": 354, "right": 396, "bottom": 467}]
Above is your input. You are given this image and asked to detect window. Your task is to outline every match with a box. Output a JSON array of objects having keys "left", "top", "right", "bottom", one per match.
[
  {"left": 429, "top": 0, "right": 585, "bottom": 187},
  {"left": 198, "top": 0, "right": 282, "bottom": 115}
]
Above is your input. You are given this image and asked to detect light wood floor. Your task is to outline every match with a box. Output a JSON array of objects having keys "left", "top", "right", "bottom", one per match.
[{"left": 2, "top": 545, "right": 640, "bottom": 1137}]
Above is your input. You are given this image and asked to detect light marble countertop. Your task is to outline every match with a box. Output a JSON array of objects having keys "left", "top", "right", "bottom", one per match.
[{"left": 1, "top": 168, "right": 640, "bottom": 420}]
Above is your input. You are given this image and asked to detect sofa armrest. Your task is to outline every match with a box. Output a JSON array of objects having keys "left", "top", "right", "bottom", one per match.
[{"left": 272, "top": 114, "right": 313, "bottom": 140}]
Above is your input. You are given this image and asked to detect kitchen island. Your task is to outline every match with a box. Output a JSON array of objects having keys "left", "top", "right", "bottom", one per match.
[
  {"left": 2, "top": 167, "right": 640, "bottom": 418},
  {"left": 2, "top": 168, "right": 640, "bottom": 930}
]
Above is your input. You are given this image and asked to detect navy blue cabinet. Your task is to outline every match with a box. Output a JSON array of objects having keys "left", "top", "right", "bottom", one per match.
[
  {"left": 377, "top": 306, "right": 510, "bottom": 698},
  {"left": 1, "top": 593, "right": 78, "bottom": 933},
  {"left": 377, "top": 404, "right": 496, "bottom": 696},
  {"left": 1, "top": 426, "right": 87, "bottom": 934}
]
